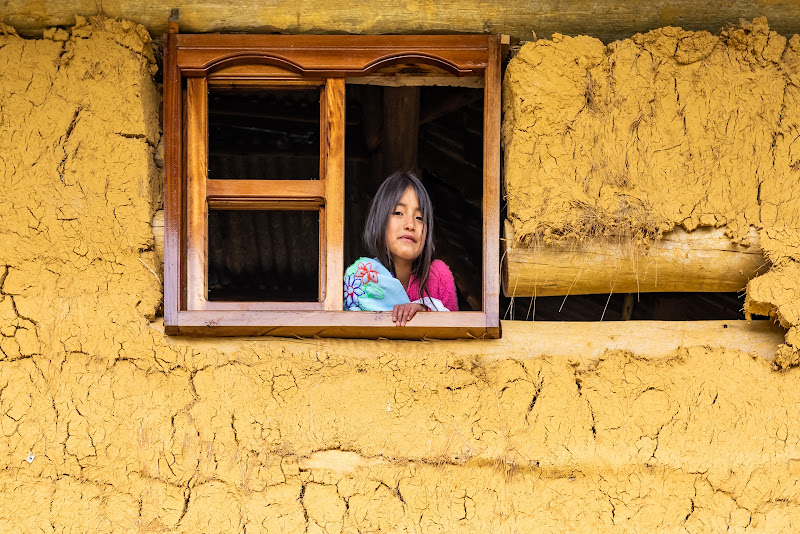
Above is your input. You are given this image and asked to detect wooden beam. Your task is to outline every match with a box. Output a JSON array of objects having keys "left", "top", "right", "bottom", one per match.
[
  {"left": 185, "top": 77, "right": 209, "bottom": 311},
  {"left": 175, "top": 35, "right": 490, "bottom": 77},
  {"left": 503, "top": 222, "right": 770, "bottom": 297},
  {"left": 494, "top": 320, "right": 785, "bottom": 363},
  {"left": 153, "top": 318, "right": 784, "bottom": 363},
  {"left": 382, "top": 86, "right": 420, "bottom": 175},
  {"left": 205, "top": 179, "right": 324, "bottom": 203},
  {"left": 162, "top": 25, "right": 181, "bottom": 330},
  {"left": 170, "top": 309, "right": 499, "bottom": 338},
  {"left": 347, "top": 76, "right": 483, "bottom": 88},
  {"left": 7, "top": 1, "right": 800, "bottom": 44},
  {"left": 354, "top": 85, "right": 384, "bottom": 193},
  {"left": 322, "top": 78, "right": 346, "bottom": 310},
  {"left": 482, "top": 35, "right": 502, "bottom": 329},
  {"left": 420, "top": 88, "right": 482, "bottom": 125}
]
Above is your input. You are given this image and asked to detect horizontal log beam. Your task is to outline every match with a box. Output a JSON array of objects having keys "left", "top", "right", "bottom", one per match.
[
  {"left": 5, "top": 1, "right": 800, "bottom": 43},
  {"left": 153, "top": 318, "right": 785, "bottom": 363},
  {"left": 503, "top": 221, "right": 770, "bottom": 297},
  {"left": 495, "top": 320, "right": 784, "bottom": 363}
]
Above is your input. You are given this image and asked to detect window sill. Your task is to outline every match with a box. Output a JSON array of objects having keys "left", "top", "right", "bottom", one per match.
[{"left": 165, "top": 310, "right": 500, "bottom": 339}]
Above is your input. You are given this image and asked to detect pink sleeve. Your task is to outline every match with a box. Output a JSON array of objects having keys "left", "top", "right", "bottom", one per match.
[{"left": 428, "top": 260, "right": 458, "bottom": 311}]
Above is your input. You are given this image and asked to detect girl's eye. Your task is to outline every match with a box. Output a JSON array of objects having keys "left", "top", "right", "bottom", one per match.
[
  {"left": 416, "top": 216, "right": 423, "bottom": 221},
  {"left": 393, "top": 211, "right": 402, "bottom": 216}
]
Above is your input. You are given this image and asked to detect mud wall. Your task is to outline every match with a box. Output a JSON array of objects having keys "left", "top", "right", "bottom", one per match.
[
  {"left": 1, "top": 17, "right": 800, "bottom": 533},
  {"left": 504, "top": 18, "right": 800, "bottom": 366}
]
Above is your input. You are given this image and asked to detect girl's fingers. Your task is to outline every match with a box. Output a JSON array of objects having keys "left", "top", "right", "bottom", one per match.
[
  {"left": 392, "top": 304, "right": 423, "bottom": 326},
  {"left": 393, "top": 304, "right": 405, "bottom": 325},
  {"left": 403, "top": 304, "right": 419, "bottom": 326}
]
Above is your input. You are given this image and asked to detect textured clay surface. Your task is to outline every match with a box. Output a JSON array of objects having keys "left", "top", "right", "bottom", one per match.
[
  {"left": 503, "top": 18, "right": 800, "bottom": 362},
  {"left": 1, "top": 17, "right": 799, "bottom": 533}
]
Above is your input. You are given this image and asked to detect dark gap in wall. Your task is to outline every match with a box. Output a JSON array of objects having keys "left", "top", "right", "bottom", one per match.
[{"left": 500, "top": 292, "right": 767, "bottom": 321}]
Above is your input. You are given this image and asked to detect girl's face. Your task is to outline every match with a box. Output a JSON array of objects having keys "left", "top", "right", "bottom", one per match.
[{"left": 386, "top": 185, "right": 426, "bottom": 265}]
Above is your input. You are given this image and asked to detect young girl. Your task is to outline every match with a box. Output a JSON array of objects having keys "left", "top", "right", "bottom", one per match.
[{"left": 344, "top": 171, "right": 458, "bottom": 325}]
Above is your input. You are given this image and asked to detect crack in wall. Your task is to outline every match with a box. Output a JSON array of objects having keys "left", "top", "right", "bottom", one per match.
[
  {"left": 57, "top": 106, "right": 82, "bottom": 183},
  {"left": 574, "top": 370, "right": 597, "bottom": 438},
  {"left": 114, "top": 131, "right": 156, "bottom": 148},
  {"left": 175, "top": 481, "right": 192, "bottom": 526}
]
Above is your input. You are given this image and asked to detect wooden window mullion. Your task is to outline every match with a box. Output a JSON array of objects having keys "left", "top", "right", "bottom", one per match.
[
  {"left": 185, "top": 76, "right": 209, "bottom": 311},
  {"left": 483, "top": 36, "right": 501, "bottom": 329},
  {"left": 322, "top": 78, "right": 345, "bottom": 310},
  {"left": 163, "top": 24, "right": 181, "bottom": 330},
  {"left": 206, "top": 180, "right": 325, "bottom": 207}
]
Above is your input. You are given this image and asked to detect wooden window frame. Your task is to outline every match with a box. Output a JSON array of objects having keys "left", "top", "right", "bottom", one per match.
[{"left": 163, "top": 28, "right": 501, "bottom": 338}]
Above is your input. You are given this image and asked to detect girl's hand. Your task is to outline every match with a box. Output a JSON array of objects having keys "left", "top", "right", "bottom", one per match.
[{"left": 392, "top": 303, "right": 426, "bottom": 326}]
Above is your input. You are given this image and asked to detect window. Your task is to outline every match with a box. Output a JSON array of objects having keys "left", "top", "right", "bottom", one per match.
[{"left": 163, "top": 28, "right": 501, "bottom": 338}]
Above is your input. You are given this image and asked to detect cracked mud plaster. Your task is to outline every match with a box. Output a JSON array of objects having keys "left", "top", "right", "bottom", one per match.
[
  {"left": 503, "top": 17, "right": 800, "bottom": 361},
  {"left": 6, "top": 334, "right": 800, "bottom": 531},
  {"left": 1, "top": 16, "right": 800, "bottom": 534}
]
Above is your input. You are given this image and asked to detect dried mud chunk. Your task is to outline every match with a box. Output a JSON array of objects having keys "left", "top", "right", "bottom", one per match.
[
  {"left": 771, "top": 342, "right": 800, "bottom": 370},
  {"left": 745, "top": 261, "right": 800, "bottom": 327},
  {"left": 772, "top": 326, "right": 800, "bottom": 369}
]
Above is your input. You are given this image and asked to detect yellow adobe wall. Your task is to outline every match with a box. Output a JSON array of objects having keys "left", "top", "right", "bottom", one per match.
[
  {"left": 0, "top": 16, "right": 800, "bottom": 533},
  {"left": 504, "top": 18, "right": 800, "bottom": 366}
]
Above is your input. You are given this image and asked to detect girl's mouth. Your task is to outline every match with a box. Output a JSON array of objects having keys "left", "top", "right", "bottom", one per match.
[{"left": 400, "top": 235, "right": 416, "bottom": 243}]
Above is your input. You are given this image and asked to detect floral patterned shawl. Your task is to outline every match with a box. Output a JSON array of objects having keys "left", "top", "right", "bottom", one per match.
[{"left": 343, "top": 258, "right": 410, "bottom": 311}]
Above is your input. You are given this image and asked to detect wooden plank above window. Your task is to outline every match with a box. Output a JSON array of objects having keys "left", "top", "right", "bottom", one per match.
[{"left": 175, "top": 35, "right": 491, "bottom": 77}]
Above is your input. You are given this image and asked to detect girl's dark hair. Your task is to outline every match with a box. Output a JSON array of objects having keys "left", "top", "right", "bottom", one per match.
[{"left": 364, "top": 171, "right": 435, "bottom": 299}]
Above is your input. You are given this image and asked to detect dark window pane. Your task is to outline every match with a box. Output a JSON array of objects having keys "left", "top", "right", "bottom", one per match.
[
  {"left": 418, "top": 86, "right": 484, "bottom": 311},
  {"left": 208, "top": 209, "right": 319, "bottom": 301},
  {"left": 342, "top": 85, "right": 485, "bottom": 311},
  {"left": 208, "top": 87, "right": 320, "bottom": 180}
]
